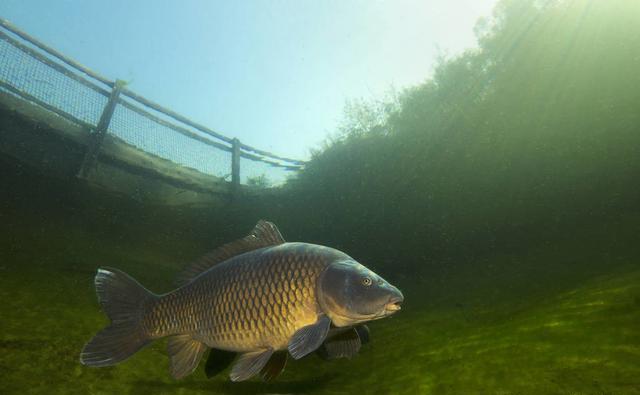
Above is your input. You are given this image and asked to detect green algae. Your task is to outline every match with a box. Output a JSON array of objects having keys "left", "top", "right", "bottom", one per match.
[{"left": 2, "top": 257, "right": 638, "bottom": 394}]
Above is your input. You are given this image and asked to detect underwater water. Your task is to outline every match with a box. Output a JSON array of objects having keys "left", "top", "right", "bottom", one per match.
[
  {"left": 1, "top": 157, "right": 639, "bottom": 395},
  {"left": 2, "top": 0, "right": 640, "bottom": 394}
]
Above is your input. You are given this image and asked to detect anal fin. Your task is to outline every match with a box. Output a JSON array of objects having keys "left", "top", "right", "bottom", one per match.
[{"left": 167, "top": 335, "right": 207, "bottom": 379}]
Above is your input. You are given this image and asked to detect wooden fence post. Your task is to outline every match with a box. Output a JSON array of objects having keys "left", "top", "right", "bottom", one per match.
[
  {"left": 77, "top": 79, "right": 124, "bottom": 178},
  {"left": 231, "top": 138, "right": 241, "bottom": 195}
]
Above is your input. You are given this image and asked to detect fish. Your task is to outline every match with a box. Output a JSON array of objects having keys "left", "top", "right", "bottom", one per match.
[{"left": 80, "top": 220, "right": 404, "bottom": 382}]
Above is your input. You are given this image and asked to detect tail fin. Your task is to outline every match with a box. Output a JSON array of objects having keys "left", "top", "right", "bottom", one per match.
[{"left": 80, "top": 267, "right": 156, "bottom": 367}]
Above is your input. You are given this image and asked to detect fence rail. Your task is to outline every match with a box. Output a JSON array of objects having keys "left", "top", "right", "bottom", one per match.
[{"left": 0, "top": 18, "right": 304, "bottom": 188}]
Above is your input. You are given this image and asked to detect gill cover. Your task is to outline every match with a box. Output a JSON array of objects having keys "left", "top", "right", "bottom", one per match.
[{"left": 317, "top": 261, "right": 403, "bottom": 327}]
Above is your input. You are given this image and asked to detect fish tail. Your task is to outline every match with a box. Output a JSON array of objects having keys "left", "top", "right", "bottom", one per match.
[{"left": 80, "top": 267, "right": 156, "bottom": 367}]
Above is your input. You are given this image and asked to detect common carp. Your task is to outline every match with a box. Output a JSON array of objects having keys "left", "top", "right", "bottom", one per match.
[{"left": 80, "top": 220, "right": 403, "bottom": 381}]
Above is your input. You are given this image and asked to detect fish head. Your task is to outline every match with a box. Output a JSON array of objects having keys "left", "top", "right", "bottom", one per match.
[{"left": 317, "top": 260, "right": 404, "bottom": 327}]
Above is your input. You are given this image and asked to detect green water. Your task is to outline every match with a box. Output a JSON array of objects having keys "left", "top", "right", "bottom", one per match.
[
  {"left": 2, "top": 0, "right": 640, "bottom": 394},
  {"left": 1, "top": 161, "right": 638, "bottom": 395}
]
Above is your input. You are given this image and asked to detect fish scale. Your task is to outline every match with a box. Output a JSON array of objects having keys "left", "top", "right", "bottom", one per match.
[{"left": 143, "top": 243, "right": 346, "bottom": 352}]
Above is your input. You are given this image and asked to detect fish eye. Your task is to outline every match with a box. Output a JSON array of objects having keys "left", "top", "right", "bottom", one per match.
[{"left": 362, "top": 277, "right": 372, "bottom": 286}]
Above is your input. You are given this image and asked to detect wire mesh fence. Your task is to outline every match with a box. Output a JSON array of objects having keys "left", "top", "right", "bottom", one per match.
[
  {"left": 0, "top": 19, "right": 303, "bottom": 188},
  {"left": 108, "top": 98, "right": 233, "bottom": 178},
  {"left": 0, "top": 33, "right": 108, "bottom": 128}
]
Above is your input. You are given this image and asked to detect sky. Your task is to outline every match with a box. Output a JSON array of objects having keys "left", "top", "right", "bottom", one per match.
[{"left": 0, "top": 0, "right": 498, "bottom": 160}]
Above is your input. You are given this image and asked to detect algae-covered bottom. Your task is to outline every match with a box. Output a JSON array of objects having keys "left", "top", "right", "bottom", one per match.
[
  {"left": 0, "top": 164, "right": 639, "bottom": 395},
  {"left": 1, "top": 218, "right": 639, "bottom": 395}
]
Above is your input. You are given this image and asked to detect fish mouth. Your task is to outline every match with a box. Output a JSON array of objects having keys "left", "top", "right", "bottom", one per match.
[{"left": 384, "top": 296, "right": 403, "bottom": 313}]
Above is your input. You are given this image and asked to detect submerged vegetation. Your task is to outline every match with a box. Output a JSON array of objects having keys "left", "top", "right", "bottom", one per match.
[
  {"left": 246, "top": 173, "right": 272, "bottom": 188},
  {"left": 1, "top": 0, "right": 639, "bottom": 394},
  {"left": 281, "top": 0, "right": 640, "bottom": 270}
]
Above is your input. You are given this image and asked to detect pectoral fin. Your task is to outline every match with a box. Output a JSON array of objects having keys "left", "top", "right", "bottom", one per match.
[
  {"left": 288, "top": 315, "right": 331, "bottom": 360},
  {"left": 204, "top": 348, "right": 237, "bottom": 378},
  {"left": 354, "top": 324, "right": 370, "bottom": 344},
  {"left": 230, "top": 348, "right": 274, "bottom": 382},
  {"left": 167, "top": 335, "right": 207, "bottom": 379},
  {"left": 259, "top": 350, "right": 288, "bottom": 381},
  {"left": 316, "top": 326, "right": 361, "bottom": 360}
]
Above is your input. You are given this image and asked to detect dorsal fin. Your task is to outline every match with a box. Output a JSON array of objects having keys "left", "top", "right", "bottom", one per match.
[{"left": 176, "top": 220, "right": 285, "bottom": 285}]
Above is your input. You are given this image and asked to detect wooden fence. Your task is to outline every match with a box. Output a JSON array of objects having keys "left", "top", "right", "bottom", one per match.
[{"left": 0, "top": 18, "right": 304, "bottom": 191}]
